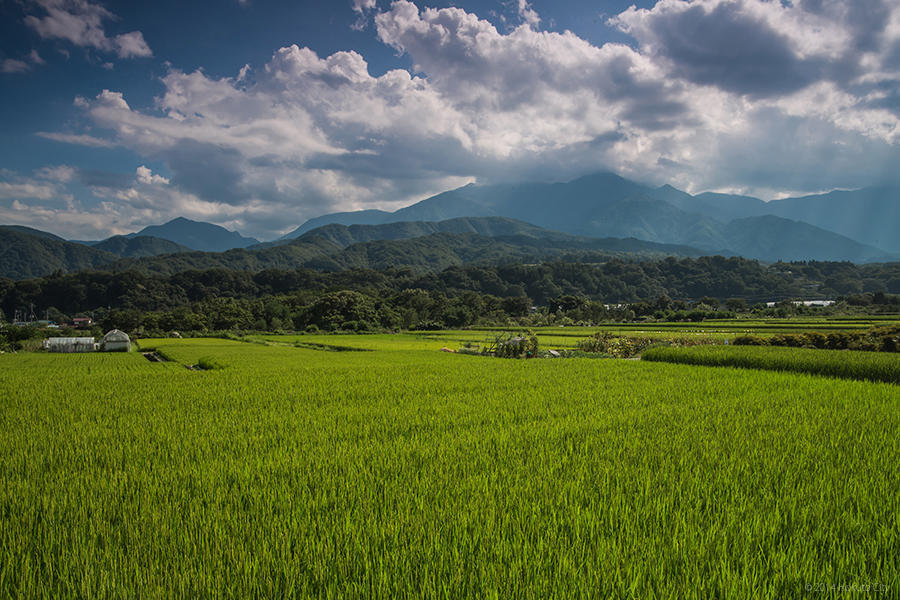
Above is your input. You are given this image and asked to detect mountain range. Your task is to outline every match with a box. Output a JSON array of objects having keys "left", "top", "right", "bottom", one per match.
[
  {"left": 1, "top": 172, "right": 897, "bottom": 280},
  {"left": 282, "top": 172, "right": 899, "bottom": 254}
]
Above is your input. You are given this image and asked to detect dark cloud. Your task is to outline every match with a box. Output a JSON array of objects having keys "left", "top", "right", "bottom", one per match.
[
  {"left": 884, "top": 40, "right": 900, "bottom": 69},
  {"left": 637, "top": 2, "right": 823, "bottom": 97},
  {"left": 165, "top": 140, "right": 247, "bottom": 206},
  {"left": 622, "top": 98, "right": 693, "bottom": 131},
  {"left": 798, "top": 0, "right": 890, "bottom": 52}
]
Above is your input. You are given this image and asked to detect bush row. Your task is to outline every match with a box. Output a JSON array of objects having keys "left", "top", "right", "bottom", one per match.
[{"left": 733, "top": 325, "right": 899, "bottom": 352}]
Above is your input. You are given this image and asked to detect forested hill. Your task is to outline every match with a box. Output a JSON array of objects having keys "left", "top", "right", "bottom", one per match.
[
  {"left": 0, "top": 218, "right": 705, "bottom": 280},
  {"left": 103, "top": 235, "right": 343, "bottom": 276},
  {"left": 107, "top": 231, "right": 707, "bottom": 276},
  {"left": 0, "top": 227, "right": 118, "bottom": 280},
  {"left": 259, "top": 216, "right": 557, "bottom": 248}
]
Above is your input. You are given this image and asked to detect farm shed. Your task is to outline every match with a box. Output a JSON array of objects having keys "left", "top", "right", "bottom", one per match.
[
  {"left": 43, "top": 337, "right": 97, "bottom": 353},
  {"left": 101, "top": 330, "right": 131, "bottom": 352}
]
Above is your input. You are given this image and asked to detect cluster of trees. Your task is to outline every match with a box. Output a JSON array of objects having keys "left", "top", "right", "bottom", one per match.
[
  {"left": 1, "top": 258, "right": 898, "bottom": 339},
  {"left": 91, "top": 289, "right": 535, "bottom": 335}
]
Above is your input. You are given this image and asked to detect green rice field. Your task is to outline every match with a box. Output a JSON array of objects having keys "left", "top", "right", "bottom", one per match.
[
  {"left": 1, "top": 327, "right": 898, "bottom": 597},
  {"left": 249, "top": 317, "right": 900, "bottom": 351}
]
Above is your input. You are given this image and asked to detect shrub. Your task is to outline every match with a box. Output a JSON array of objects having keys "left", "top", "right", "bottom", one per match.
[
  {"left": 576, "top": 332, "right": 614, "bottom": 353},
  {"left": 576, "top": 332, "right": 661, "bottom": 358},
  {"left": 493, "top": 331, "right": 539, "bottom": 358}
]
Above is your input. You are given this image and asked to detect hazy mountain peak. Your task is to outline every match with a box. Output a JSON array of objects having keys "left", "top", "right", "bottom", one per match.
[{"left": 131, "top": 218, "right": 260, "bottom": 252}]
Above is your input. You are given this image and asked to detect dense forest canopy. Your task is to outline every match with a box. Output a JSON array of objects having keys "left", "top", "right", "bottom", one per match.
[{"left": 3, "top": 257, "right": 899, "bottom": 315}]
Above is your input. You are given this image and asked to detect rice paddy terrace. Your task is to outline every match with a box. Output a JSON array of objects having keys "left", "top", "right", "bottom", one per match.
[{"left": 1, "top": 319, "right": 898, "bottom": 597}]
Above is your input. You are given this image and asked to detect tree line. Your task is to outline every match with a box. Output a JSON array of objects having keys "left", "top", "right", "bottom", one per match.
[{"left": 1, "top": 258, "right": 898, "bottom": 339}]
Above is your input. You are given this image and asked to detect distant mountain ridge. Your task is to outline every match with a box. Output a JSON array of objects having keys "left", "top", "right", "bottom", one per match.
[
  {"left": 759, "top": 187, "right": 900, "bottom": 253},
  {"left": 92, "top": 235, "right": 192, "bottom": 258},
  {"left": 655, "top": 186, "right": 900, "bottom": 253},
  {"left": 129, "top": 217, "right": 259, "bottom": 252},
  {"left": 286, "top": 173, "right": 897, "bottom": 261},
  {"left": 280, "top": 209, "right": 394, "bottom": 240},
  {"left": 720, "top": 216, "right": 892, "bottom": 263}
]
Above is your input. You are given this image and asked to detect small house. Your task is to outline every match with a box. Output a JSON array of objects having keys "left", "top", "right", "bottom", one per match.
[
  {"left": 101, "top": 329, "right": 131, "bottom": 352},
  {"left": 43, "top": 337, "right": 97, "bottom": 353},
  {"left": 72, "top": 317, "right": 93, "bottom": 328}
]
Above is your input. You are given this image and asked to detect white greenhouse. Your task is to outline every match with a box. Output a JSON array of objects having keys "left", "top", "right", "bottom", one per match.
[
  {"left": 43, "top": 337, "right": 98, "bottom": 353},
  {"left": 101, "top": 329, "right": 131, "bottom": 352}
]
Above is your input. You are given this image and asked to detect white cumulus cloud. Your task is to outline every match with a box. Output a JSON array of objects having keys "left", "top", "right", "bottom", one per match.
[
  {"left": 351, "top": 0, "right": 376, "bottom": 13},
  {"left": 18, "top": 0, "right": 900, "bottom": 239},
  {"left": 517, "top": 0, "right": 540, "bottom": 29},
  {"left": 136, "top": 166, "right": 169, "bottom": 185},
  {"left": 113, "top": 31, "right": 152, "bottom": 59},
  {"left": 24, "top": 0, "right": 152, "bottom": 60},
  {"left": 1, "top": 59, "right": 31, "bottom": 74}
]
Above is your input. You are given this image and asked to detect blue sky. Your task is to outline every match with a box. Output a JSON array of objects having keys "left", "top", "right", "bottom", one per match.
[{"left": 1, "top": 0, "right": 898, "bottom": 240}]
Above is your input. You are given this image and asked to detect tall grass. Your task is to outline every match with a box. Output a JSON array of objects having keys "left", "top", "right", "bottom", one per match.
[
  {"left": 1, "top": 339, "right": 898, "bottom": 597},
  {"left": 642, "top": 345, "right": 900, "bottom": 384}
]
